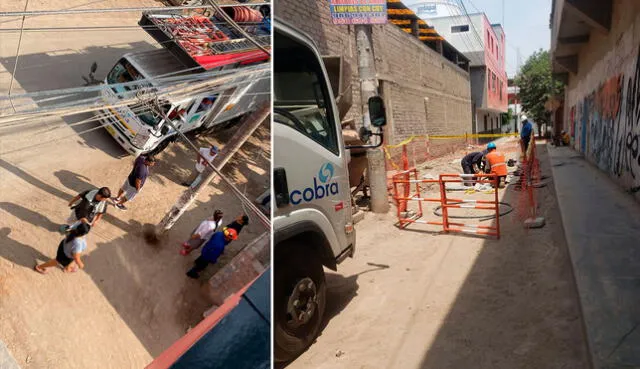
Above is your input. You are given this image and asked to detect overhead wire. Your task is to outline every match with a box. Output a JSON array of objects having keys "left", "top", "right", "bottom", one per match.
[
  {"left": 0, "top": 66, "right": 270, "bottom": 126},
  {"left": 7, "top": 0, "right": 29, "bottom": 113},
  {"left": 0, "top": 3, "right": 271, "bottom": 17}
]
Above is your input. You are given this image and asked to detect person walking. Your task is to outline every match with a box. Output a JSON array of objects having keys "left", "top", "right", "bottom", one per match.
[
  {"left": 224, "top": 214, "right": 249, "bottom": 236},
  {"left": 60, "top": 187, "right": 111, "bottom": 233},
  {"left": 460, "top": 150, "right": 487, "bottom": 186},
  {"left": 35, "top": 223, "right": 91, "bottom": 274},
  {"left": 483, "top": 142, "right": 508, "bottom": 188},
  {"left": 186, "top": 227, "right": 238, "bottom": 279},
  {"left": 114, "top": 155, "right": 156, "bottom": 210},
  {"left": 180, "top": 209, "right": 224, "bottom": 256},
  {"left": 520, "top": 115, "right": 533, "bottom": 158},
  {"left": 182, "top": 145, "right": 218, "bottom": 188}
]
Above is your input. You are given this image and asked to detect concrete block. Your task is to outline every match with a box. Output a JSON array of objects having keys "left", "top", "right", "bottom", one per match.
[{"left": 524, "top": 217, "right": 546, "bottom": 228}]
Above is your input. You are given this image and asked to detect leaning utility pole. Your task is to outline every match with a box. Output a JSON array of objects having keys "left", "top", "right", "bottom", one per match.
[
  {"left": 152, "top": 103, "right": 270, "bottom": 239},
  {"left": 355, "top": 25, "right": 389, "bottom": 214}
]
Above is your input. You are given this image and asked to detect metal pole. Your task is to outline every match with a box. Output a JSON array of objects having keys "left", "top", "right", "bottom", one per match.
[
  {"left": 355, "top": 24, "right": 388, "bottom": 213},
  {"left": 0, "top": 3, "right": 271, "bottom": 17},
  {"left": 153, "top": 102, "right": 270, "bottom": 238}
]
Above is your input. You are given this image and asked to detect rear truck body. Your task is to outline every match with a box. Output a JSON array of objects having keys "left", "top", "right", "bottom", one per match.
[{"left": 95, "top": 9, "right": 271, "bottom": 156}]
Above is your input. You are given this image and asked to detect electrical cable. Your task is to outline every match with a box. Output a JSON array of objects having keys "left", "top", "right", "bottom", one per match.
[
  {"left": 7, "top": 0, "right": 29, "bottom": 113},
  {"left": 205, "top": 0, "right": 270, "bottom": 57},
  {"left": 433, "top": 201, "right": 514, "bottom": 221},
  {"left": 0, "top": 3, "right": 271, "bottom": 17},
  {"left": 0, "top": 53, "right": 268, "bottom": 103},
  {"left": 0, "top": 64, "right": 270, "bottom": 123}
]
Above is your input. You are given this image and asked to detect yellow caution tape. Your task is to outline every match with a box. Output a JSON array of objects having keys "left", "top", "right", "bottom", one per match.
[{"left": 385, "top": 133, "right": 518, "bottom": 148}]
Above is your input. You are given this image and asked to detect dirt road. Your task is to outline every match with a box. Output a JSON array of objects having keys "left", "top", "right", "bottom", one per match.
[
  {"left": 0, "top": 1, "right": 270, "bottom": 368},
  {"left": 286, "top": 140, "right": 590, "bottom": 369}
]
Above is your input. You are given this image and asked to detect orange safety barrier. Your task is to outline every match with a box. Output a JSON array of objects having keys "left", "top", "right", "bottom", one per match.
[
  {"left": 439, "top": 174, "right": 501, "bottom": 238},
  {"left": 391, "top": 170, "right": 501, "bottom": 238}
]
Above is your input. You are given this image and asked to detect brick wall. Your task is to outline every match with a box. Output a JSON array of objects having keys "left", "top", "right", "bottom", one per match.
[
  {"left": 276, "top": 0, "right": 473, "bottom": 163},
  {"left": 206, "top": 232, "right": 269, "bottom": 306},
  {"left": 563, "top": 0, "right": 640, "bottom": 198}
]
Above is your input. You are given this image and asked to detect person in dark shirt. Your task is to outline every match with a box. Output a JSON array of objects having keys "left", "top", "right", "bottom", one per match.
[
  {"left": 60, "top": 187, "right": 111, "bottom": 233},
  {"left": 114, "top": 155, "right": 156, "bottom": 210},
  {"left": 225, "top": 215, "right": 249, "bottom": 235},
  {"left": 186, "top": 227, "right": 238, "bottom": 279},
  {"left": 520, "top": 115, "right": 533, "bottom": 158},
  {"left": 460, "top": 150, "right": 487, "bottom": 186}
]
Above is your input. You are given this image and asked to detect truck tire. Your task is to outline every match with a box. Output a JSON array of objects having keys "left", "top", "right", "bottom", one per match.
[{"left": 274, "top": 249, "right": 327, "bottom": 363}]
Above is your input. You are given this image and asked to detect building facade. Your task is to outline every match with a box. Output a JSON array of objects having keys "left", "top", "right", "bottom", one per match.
[
  {"left": 428, "top": 13, "right": 508, "bottom": 135},
  {"left": 551, "top": 0, "right": 640, "bottom": 200},
  {"left": 275, "top": 0, "right": 473, "bottom": 159},
  {"left": 404, "top": 0, "right": 463, "bottom": 19}
]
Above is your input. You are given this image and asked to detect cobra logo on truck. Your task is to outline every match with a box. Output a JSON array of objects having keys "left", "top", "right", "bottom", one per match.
[{"left": 290, "top": 163, "right": 339, "bottom": 205}]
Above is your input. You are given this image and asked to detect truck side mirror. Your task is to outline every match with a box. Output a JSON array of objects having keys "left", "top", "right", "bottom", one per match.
[{"left": 368, "top": 96, "right": 386, "bottom": 127}]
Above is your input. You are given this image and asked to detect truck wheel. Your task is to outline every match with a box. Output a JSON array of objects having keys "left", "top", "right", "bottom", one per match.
[{"left": 274, "top": 251, "right": 326, "bottom": 363}]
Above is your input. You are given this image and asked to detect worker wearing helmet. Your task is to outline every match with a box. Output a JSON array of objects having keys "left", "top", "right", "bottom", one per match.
[
  {"left": 483, "top": 142, "right": 508, "bottom": 188},
  {"left": 186, "top": 227, "right": 238, "bottom": 279}
]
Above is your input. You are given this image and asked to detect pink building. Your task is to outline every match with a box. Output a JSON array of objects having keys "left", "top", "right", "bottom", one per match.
[{"left": 428, "top": 13, "right": 508, "bottom": 134}]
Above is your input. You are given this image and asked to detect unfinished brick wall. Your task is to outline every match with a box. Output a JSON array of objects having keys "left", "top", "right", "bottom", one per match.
[
  {"left": 276, "top": 0, "right": 472, "bottom": 165},
  {"left": 206, "top": 232, "right": 269, "bottom": 306}
]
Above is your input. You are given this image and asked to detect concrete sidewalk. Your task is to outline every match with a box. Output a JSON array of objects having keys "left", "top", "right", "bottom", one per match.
[
  {"left": 549, "top": 145, "right": 640, "bottom": 369},
  {"left": 0, "top": 341, "right": 20, "bottom": 369}
]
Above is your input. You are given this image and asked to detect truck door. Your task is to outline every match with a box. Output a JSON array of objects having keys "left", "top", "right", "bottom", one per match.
[
  {"left": 273, "top": 28, "right": 353, "bottom": 250},
  {"left": 184, "top": 96, "right": 218, "bottom": 129}
]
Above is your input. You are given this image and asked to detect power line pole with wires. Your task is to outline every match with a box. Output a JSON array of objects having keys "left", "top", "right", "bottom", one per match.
[
  {"left": 354, "top": 24, "right": 389, "bottom": 214},
  {"left": 145, "top": 101, "right": 271, "bottom": 243}
]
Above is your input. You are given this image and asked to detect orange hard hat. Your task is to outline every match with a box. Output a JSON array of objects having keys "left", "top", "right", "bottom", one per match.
[{"left": 224, "top": 228, "right": 238, "bottom": 240}]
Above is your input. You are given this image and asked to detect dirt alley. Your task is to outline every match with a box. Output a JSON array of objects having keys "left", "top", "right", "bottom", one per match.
[{"left": 286, "top": 138, "right": 590, "bottom": 369}]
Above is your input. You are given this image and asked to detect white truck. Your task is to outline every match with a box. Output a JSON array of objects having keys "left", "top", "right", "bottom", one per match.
[
  {"left": 273, "top": 18, "right": 387, "bottom": 363},
  {"left": 94, "top": 11, "right": 271, "bottom": 156}
]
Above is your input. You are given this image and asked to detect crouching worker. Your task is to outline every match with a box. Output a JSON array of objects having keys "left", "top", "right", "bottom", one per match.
[
  {"left": 35, "top": 223, "right": 90, "bottom": 274},
  {"left": 483, "top": 142, "right": 508, "bottom": 188},
  {"left": 460, "top": 150, "right": 487, "bottom": 186},
  {"left": 186, "top": 227, "right": 238, "bottom": 279}
]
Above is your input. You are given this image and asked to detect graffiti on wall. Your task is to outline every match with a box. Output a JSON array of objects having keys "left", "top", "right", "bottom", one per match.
[{"left": 569, "top": 46, "right": 640, "bottom": 193}]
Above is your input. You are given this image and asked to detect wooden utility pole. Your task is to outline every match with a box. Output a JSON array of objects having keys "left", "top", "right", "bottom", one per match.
[
  {"left": 151, "top": 103, "right": 270, "bottom": 239},
  {"left": 355, "top": 25, "right": 389, "bottom": 214}
]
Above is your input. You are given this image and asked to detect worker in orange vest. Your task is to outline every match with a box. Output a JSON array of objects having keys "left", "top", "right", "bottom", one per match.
[{"left": 483, "top": 142, "right": 508, "bottom": 188}]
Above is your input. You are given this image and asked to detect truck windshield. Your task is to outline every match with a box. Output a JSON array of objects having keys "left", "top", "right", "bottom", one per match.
[
  {"left": 107, "top": 58, "right": 151, "bottom": 96},
  {"left": 274, "top": 31, "right": 339, "bottom": 155}
]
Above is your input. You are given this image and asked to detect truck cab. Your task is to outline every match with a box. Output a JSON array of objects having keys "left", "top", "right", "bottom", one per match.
[
  {"left": 273, "top": 18, "right": 386, "bottom": 363},
  {"left": 96, "top": 49, "right": 269, "bottom": 156}
]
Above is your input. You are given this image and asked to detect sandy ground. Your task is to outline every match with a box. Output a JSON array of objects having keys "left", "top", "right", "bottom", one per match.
[
  {"left": 285, "top": 138, "right": 590, "bottom": 369},
  {"left": 0, "top": 1, "right": 270, "bottom": 368}
]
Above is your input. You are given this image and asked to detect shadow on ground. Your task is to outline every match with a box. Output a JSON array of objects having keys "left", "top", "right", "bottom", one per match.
[
  {"left": 415, "top": 144, "right": 589, "bottom": 369},
  {"left": 0, "top": 41, "right": 157, "bottom": 158},
  {"left": 277, "top": 264, "right": 389, "bottom": 369},
  {"left": 0, "top": 228, "right": 51, "bottom": 270}
]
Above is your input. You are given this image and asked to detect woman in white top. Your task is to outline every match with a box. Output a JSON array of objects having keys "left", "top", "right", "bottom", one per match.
[
  {"left": 35, "top": 223, "right": 90, "bottom": 274},
  {"left": 180, "top": 209, "right": 223, "bottom": 256}
]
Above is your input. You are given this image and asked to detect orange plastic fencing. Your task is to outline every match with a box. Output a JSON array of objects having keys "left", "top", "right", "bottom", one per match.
[
  {"left": 516, "top": 136, "right": 540, "bottom": 222},
  {"left": 391, "top": 170, "right": 501, "bottom": 238}
]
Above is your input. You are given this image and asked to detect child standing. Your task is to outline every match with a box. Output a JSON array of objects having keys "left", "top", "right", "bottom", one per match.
[{"left": 35, "top": 223, "right": 91, "bottom": 274}]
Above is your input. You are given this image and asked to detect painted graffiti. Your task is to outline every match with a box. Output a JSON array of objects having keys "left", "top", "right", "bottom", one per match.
[{"left": 569, "top": 44, "right": 640, "bottom": 192}]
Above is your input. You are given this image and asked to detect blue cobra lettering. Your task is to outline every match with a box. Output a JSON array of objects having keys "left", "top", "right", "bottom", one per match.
[{"left": 290, "top": 190, "right": 303, "bottom": 205}]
